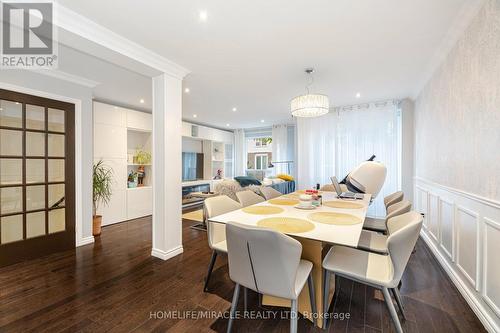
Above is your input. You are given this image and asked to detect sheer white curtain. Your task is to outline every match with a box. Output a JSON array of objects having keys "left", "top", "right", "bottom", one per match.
[
  {"left": 335, "top": 103, "right": 400, "bottom": 217},
  {"left": 296, "top": 101, "right": 401, "bottom": 217},
  {"left": 233, "top": 129, "right": 246, "bottom": 177},
  {"left": 271, "top": 125, "right": 289, "bottom": 175},
  {"left": 296, "top": 115, "right": 336, "bottom": 189}
]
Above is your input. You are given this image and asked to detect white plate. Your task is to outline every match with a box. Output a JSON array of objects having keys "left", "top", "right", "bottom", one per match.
[{"left": 294, "top": 204, "right": 317, "bottom": 210}]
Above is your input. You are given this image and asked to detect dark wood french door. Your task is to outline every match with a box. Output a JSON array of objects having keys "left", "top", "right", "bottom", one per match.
[{"left": 0, "top": 89, "right": 75, "bottom": 267}]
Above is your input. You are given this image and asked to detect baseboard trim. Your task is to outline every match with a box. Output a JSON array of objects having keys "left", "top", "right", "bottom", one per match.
[
  {"left": 420, "top": 231, "right": 498, "bottom": 333},
  {"left": 76, "top": 236, "right": 95, "bottom": 247},
  {"left": 151, "top": 246, "right": 184, "bottom": 260}
]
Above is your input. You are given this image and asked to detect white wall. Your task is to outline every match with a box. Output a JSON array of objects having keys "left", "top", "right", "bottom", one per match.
[
  {"left": 0, "top": 70, "right": 94, "bottom": 245},
  {"left": 400, "top": 98, "right": 414, "bottom": 203},
  {"left": 415, "top": 0, "right": 500, "bottom": 202},
  {"left": 414, "top": 1, "right": 500, "bottom": 331}
]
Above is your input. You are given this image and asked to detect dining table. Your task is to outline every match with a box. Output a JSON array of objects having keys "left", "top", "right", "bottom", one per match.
[{"left": 208, "top": 190, "right": 372, "bottom": 328}]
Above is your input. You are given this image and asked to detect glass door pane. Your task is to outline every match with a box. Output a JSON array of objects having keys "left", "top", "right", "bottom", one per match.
[
  {"left": 26, "top": 104, "right": 45, "bottom": 130},
  {"left": 0, "top": 100, "right": 22, "bottom": 128}
]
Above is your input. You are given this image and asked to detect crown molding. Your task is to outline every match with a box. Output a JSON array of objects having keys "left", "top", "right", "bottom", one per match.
[
  {"left": 411, "top": 0, "right": 486, "bottom": 100},
  {"left": 32, "top": 69, "right": 101, "bottom": 88},
  {"left": 54, "top": 4, "right": 190, "bottom": 80}
]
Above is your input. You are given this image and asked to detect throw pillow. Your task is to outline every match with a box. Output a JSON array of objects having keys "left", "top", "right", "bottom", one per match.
[{"left": 234, "top": 176, "right": 262, "bottom": 187}]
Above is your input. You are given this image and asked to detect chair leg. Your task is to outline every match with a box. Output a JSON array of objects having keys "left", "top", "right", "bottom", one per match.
[
  {"left": 290, "top": 298, "right": 298, "bottom": 333},
  {"left": 243, "top": 287, "right": 248, "bottom": 312},
  {"left": 227, "top": 283, "right": 240, "bottom": 333},
  {"left": 382, "top": 287, "right": 403, "bottom": 333},
  {"left": 204, "top": 250, "right": 218, "bottom": 292},
  {"left": 322, "top": 269, "right": 330, "bottom": 329},
  {"left": 391, "top": 288, "right": 406, "bottom": 320},
  {"left": 307, "top": 272, "right": 317, "bottom": 327}
]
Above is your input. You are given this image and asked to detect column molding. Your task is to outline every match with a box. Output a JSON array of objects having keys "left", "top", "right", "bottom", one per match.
[{"left": 151, "top": 74, "right": 183, "bottom": 260}]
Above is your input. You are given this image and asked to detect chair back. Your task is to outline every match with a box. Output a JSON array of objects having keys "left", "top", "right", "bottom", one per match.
[
  {"left": 204, "top": 196, "right": 241, "bottom": 249},
  {"left": 226, "top": 222, "right": 302, "bottom": 299},
  {"left": 384, "top": 191, "right": 404, "bottom": 209},
  {"left": 385, "top": 200, "right": 411, "bottom": 221},
  {"left": 320, "top": 184, "right": 335, "bottom": 192},
  {"left": 386, "top": 211, "right": 423, "bottom": 287},
  {"left": 236, "top": 190, "right": 265, "bottom": 207},
  {"left": 260, "top": 187, "right": 282, "bottom": 200}
]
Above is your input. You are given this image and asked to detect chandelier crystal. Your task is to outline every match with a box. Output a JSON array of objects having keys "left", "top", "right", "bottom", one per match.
[{"left": 290, "top": 68, "right": 330, "bottom": 118}]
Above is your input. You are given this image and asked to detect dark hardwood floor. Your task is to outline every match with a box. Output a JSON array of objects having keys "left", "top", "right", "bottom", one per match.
[{"left": 0, "top": 214, "right": 486, "bottom": 333}]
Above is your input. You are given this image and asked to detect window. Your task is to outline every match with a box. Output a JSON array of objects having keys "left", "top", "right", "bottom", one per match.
[
  {"left": 253, "top": 137, "right": 272, "bottom": 148},
  {"left": 255, "top": 154, "right": 268, "bottom": 170}
]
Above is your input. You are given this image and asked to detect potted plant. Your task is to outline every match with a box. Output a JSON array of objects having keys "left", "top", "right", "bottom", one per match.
[
  {"left": 133, "top": 148, "right": 151, "bottom": 165},
  {"left": 93, "top": 160, "right": 113, "bottom": 236}
]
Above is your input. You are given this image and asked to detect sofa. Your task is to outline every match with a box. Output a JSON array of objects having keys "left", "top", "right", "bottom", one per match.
[{"left": 213, "top": 178, "right": 295, "bottom": 202}]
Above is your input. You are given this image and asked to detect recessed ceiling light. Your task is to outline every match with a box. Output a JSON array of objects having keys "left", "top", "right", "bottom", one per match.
[
  {"left": 226, "top": 123, "right": 230, "bottom": 127},
  {"left": 199, "top": 10, "right": 208, "bottom": 21},
  {"left": 260, "top": 119, "right": 265, "bottom": 123},
  {"left": 140, "top": 99, "right": 145, "bottom": 104},
  {"left": 15, "top": 102, "right": 20, "bottom": 105},
  {"left": 184, "top": 88, "right": 190, "bottom": 93},
  {"left": 193, "top": 114, "right": 197, "bottom": 118},
  {"left": 355, "top": 92, "right": 361, "bottom": 98},
  {"left": 232, "top": 107, "right": 237, "bottom": 112}
]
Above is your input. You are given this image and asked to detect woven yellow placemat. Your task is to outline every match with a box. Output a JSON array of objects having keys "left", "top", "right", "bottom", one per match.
[
  {"left": 257, "top": 217, "right": 315, "bottom": 233},
  {"left": 308, "top": 212, "right": 362, "bottom": 225},
  {"left": 268, "top": 198, "right": 300, "bottom": 206},
  {"left": 242, "top": 206, "right": 284, "bottom": 215},
  {"left": 282, "top": 193, "right": 300, "bottom": 199},
  {"left": 323, "top": 201, "right": 365, "bottom": 209}
]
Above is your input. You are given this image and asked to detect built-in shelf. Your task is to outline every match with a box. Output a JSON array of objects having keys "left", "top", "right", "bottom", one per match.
[{"left": 127, "top": 163, "right": 152, "bottom": 166}]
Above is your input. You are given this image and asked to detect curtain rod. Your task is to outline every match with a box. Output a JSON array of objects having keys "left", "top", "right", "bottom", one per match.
[{"left": 330, "top": 99, "right": 401, "bottom": 112}]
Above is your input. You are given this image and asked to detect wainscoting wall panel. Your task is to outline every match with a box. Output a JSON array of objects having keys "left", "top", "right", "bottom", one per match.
[
  {"left": 456, "top": 206, "right": 479, "bottom": 289},
  {"left": 415, "top": 177, "right": 500, "bottom": 333},
  {"left": 439, "top": 198, "right": 455, "bottom": 261},
  {"left": 416, "top": 186, "right": 429, "bottom": 229},
  {"left": 428, "top": 193, "right": 440, "bottom": 242},
  {"left": 483, "top": 218, "right": 500, "bottom": 319}
]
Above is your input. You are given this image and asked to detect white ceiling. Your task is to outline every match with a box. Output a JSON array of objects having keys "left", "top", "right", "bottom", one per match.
[
  {"left": 56, "top": 44, "right": 153, "bottom": 111},
  {"left": 57, "top": 0, "right": 477, "bottom": 129}
]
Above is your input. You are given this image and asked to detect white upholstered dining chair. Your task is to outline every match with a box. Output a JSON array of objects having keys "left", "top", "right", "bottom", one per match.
[
  {"left": 260, "top": 186, "right": 282, "bottom": 200},
  {"left": 235, "top": 190, "right": 265, "bottom": 207},
  {"left": 322, "top": 211, "right": 423, "bottom": 333},
  {"left": 363, "top": 200, "right": 412, "bottom": 233},
  {"left": 358, "top": 211, "right": 418, "bottom": 254},
  {"left": 225, "top": 222, "right": 317, "bottom": 333},
  {"left": 203, "top": 195, "right": 242, "bottom": 291},
  {"left": 384, "top": 191, "right": 404, "bottom": 210}
]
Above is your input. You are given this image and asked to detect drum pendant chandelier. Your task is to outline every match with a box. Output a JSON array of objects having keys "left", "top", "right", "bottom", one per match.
[{"left": 290, "top": 68, "right": 330, "bottom": 118}]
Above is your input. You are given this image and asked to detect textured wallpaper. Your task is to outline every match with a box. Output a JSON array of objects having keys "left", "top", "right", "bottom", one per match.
[{"left": 415, "top": 0, "right": 500, "bottom": 201}]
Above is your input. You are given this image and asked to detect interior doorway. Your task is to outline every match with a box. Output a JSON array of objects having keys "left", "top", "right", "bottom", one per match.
[{"left": 0, "top": 88, "right": 75, "bottom": 267}]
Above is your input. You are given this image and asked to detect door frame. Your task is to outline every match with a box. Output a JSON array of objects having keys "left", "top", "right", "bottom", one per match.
[{"left": 0, "top": 82, "right": 87, "bottom": 247}]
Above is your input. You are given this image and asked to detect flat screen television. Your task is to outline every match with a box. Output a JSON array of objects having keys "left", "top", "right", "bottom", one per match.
[{"left": 182, "top": 152, "right": 204, "bottom": 181}]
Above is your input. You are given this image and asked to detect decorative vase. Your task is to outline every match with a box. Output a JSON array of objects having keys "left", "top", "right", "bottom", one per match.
[{"left": 93, "top": 215, "right": 102, "bottom": 236}]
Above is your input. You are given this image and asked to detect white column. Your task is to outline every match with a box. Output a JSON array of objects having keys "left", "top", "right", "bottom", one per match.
[{"left": 151, "top": 73, "right": 183, "bottom": 260}]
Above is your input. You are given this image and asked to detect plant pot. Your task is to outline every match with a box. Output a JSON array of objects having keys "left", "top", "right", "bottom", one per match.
[{"left": 93, "top": 215, "right": 102, "bottom": 236}]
